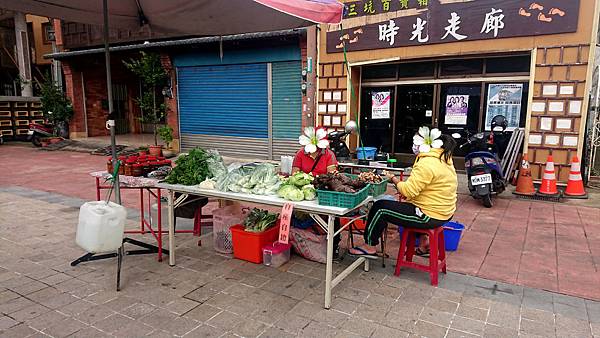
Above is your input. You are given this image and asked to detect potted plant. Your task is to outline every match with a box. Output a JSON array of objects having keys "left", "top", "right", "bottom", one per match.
[
  {"left": 39, "top": 74, "right": 74, "bottom": 138},
  {"left": 158, "top": 125, "right": 176, "bottom": 158},
  {"left": 123, "top": 52, "right": 169, "bottom": 156},
  {"left": 138, "top": 146, "right": 149, "bottom": 156}
]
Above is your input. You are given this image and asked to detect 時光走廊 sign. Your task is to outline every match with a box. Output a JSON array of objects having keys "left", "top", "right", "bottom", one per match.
[{"left": 327, "top": 0, "right": 580, "bottom": 53}]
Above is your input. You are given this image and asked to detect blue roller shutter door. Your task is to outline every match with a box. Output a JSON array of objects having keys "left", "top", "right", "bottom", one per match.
[
  {"left": 272, "top": 61, "right": 302, "bottom": 157},
  {"left": 177, "top": 63, "right": 269, "bottom": 158}
]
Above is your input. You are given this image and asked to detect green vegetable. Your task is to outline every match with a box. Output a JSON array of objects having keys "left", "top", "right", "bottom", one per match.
[
  {"left": 165, "top": 148, "right": 212, "bottom": 185},
  {"left": 289, "top": 172, "right": 314, "bottom": 187},
  {"left": 302, "top": 184, "right": 317, "bottom": 201},
  {"left": 243, "top": 208, "right": 278, "bottom": 232}
]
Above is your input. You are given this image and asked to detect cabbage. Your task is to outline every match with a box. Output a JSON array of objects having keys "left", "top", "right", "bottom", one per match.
[
  {"left": 289, "top": 172, "right": 314, "bottom": 187},
  {"left": 287, "top": 187, "right": 305, "bottom": 201},
  {"left": 302, "top": 184, "right": 317, "bottom": 201},
  {"left": 278, "top": 184, "right": 297, "bottom": 198}
]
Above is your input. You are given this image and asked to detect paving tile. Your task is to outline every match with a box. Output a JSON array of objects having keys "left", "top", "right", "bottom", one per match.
[
  {"left": 0, "top": 316, "right": 18, "bottom": 331},
  {"left": 25, "top": 310, "right": 67, "bottom": 331},
  {"left": 553, "top": 301, "right": 589, "bottom": 321},
  {"left": 340, "top": 317, "right": 379, "bottom": 337},
  {"left": 92, "top": 313, "right": 134, "bottom": 334},
  {"left": 371, "top": 324, "right": 410, "bottom": 338},
  {"left": 119, "top": 302, "right": 157, "bottom": 319},
  {"left": 455, "top": 304, "right": 488, "bottom": 321},
  {"left": 275, "top": 315, "right": 312, "bottom": 334},
  {"left": 163, "top": 316, "right": 201, "bottom": 336},
  {"left": 483, "top": 324, "right": 519, "bottom": 338},
  {"left": 206, "top": 310, "right": 242, "bottom": 331},
  {"left": 58, "top": 299, "right": 95, "bottom": 316},
  {"left": 69, "top": 326, "right": 111, "bottom": 338},
  {"left": 0, "top": 323, "right": 37, "bottom": 338},
  {"left": 445, "top": 329, "right": 479, "bottom": 338},
  {"left": 9, "top": 303, "right": 50, "bottom": 322},
  {"left": 412, "top": 320, "right": 447, "bottom": 338},
  {"left": 184, "top": 303, "right": 222, "bottom": 323},
  {"left": 426, "top": 297, "right": 459, "bottom": 314},
  {"left": 521, "top": 307, "right": 554, "bottom": 324},
  {"left": 42, "top": 317, "right": 88, "bottom": 338},
  {"left": 258, "top": 326, "right": 296, "bottom": 338},
  {"left": 450, "top": 316, "right": 485, "bottom": 336},
  {"left": 519, "top": 318, "right": 556, "bottom": 337},
  {"left": 299, "top": 320, "right": 338, "bottom": 338},
  {"left": 111, "top": 321, "right": 155, "bottom": 338},
  {"left": 555, "top": 314, "right": 592, "bottom": 338},
  {"left": 486, "top": 302, "right": 519, "bottom": 329},
  {"left": 232, "top": 319, "right": 268, "bottom": 338},
  {"left": 75, "top": 304, "right": 114, "bottom": 325},
  {"left": 419, "top": 307, "right": 453, "bottom": 327},
  {"left": 0, "top": 296, "right": 35, "bottom": 315},
  {"left": 459, "top": 295, "right": 491, "bottom": 310}
]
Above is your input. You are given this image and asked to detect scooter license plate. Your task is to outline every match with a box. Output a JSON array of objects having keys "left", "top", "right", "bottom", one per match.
[
  {"left": 471, "top": 174, "right": 492, "bottom": 186},
  {"left": 27, "top": 130, "right": 33, "bottom": 135}
]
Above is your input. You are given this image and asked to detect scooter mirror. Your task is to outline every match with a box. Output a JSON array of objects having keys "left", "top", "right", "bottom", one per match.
[
  {"left": 451, "top": 133, "right": 461, "bottom": 139},
  {"left": 344, "top": 120, "right": 358, "bottom": 134}
]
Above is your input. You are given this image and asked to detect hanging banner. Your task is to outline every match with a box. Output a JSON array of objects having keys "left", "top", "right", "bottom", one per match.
[
  {"left": 485, "top": 83, "right": 523, "bottom": 130},
  {"left": 371, "top": 91, "right": 391, "bottom": 119},
  {"left": 278, "top": 203, "right": 294, "bottom": 244},
  {"left": 444, "top": 95, "right": 469, "bottom": 125}
]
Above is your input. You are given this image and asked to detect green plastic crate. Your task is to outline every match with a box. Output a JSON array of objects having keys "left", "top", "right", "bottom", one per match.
[
  {"left": 347, "top": 174, "right": 389, "bottom": 197},
  {"left": 317, "top": 185, "right": 369, "bottom": 209}
]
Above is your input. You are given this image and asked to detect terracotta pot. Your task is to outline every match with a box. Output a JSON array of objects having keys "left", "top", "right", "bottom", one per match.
[
  {"left": 138, "top": 151, "right": 148, "bottom": 156},
  {"left": 148, "top": 145, "right": 163, "bottom": 156}
]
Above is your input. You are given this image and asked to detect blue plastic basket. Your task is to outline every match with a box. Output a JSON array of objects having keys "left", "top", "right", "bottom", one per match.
[
  {"left": 443, "top": 221, "right": 465, "bottom": 251},
  {"left": 356, "top": 147, "right": 377, "bottom": 160}
]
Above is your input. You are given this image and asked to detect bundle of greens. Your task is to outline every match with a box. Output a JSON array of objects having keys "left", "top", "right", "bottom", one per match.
[
  {"left": 217, "top": 163, "right": 281, "bottom": 195},
  {"left": 164, "top": 148, "right": 218, "bottom": 185},
  {"left": 277, "top": 172, "right": 316, "bottom": 201},
  {"left": 243, "top": 208, "right": 278, "bottom": 232},
  {"left": 314, "top": 172, "right": 366, "bottom": 193}
]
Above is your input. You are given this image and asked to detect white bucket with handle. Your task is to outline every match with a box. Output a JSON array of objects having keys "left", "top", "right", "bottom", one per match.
[{"left": 76, "top": 201, "right": 127, "bottom": 253}]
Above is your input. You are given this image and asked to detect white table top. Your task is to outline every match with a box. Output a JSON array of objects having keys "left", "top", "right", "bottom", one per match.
[
  {"left": 156, "top": 183, "right": 372, "bottom": 216},
  {"left": 338, "top": 162, "right": 408, "bottom": 173}
]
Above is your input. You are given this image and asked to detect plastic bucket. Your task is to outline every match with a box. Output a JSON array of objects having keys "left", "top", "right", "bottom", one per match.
[
  {"left": 443, "top": 221, "right": 465, "bottom": 251},
  {"left": 356, "top": 147, "right": 377, "bottom": 160}
]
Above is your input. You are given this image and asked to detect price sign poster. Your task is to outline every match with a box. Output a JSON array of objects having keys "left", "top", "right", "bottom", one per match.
[
  {"left": 278, "top": 203, "right": 294, "bottom": 244},
  {"left": 444, "top": 95, "right": 469, "bottom": 125},
  {"left": 371, "top": 91, "right": 391, "bottom": 119},
  {"left": 485, "top": 83, "right": 523, "bottom": 130}
]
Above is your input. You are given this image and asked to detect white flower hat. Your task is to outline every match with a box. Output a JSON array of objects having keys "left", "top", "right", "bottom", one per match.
[
  {"left": 413, "top": 126, "right": 443, "bottom": 154},
  {"left": 299, "top": 127, "right": 329, "bottom": 153}
]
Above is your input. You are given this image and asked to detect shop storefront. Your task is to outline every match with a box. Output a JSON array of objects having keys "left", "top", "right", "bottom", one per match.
[{"left": 318, "top": 0, "right": 599, "bottom": 181}]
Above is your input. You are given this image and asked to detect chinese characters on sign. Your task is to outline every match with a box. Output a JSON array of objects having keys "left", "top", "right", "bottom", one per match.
[
  {"left": 328, "top": 0, "right": 579, "bottom": 53},
  {"left": 372, "top": 91, "right": 391, "bottom": 119},
  {"left": 278, "top": 203, "right": 294, "bottom": 244},
  {"left": 485, "top": 84, "right": 524, "bottom": 131},
  {"left": 445, "top": 95, "right": 469, "bottom": 125}
]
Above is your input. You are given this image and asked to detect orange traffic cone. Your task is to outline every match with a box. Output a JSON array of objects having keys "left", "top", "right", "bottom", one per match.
[
  {"left": 564, "top": 156, "right": 587, "bottom": 198},
  {"left": 513, "top": 154, "right": 535, "bottom": 196},
  {"left": 538, "top": 155, "right": 561, "bottom": 197}
]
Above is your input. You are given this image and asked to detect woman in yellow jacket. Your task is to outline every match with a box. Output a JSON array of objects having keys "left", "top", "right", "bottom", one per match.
[{"left": 349, "top": 128, "right": 458, "bottom": 258}]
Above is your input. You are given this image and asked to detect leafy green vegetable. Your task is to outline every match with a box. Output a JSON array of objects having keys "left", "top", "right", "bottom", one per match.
[
  {"left": 288, "top": 172, "right": 314, "bottom": 187},
  {"left": 243, "top": 208, "right": 278, "bottom": 232},
  {"left": 164, "top": 148, "right": 212, "bottom": 185},
  {"left": 302, "top": 184, "right": 317, "bottom": 201}
]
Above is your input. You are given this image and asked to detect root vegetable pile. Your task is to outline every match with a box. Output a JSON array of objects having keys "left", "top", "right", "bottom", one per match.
[
  {"left": 314, "top": 172, "right": 366, "bottom": 193},
  {"left": 358, "top": 171, "right": 383, "bottom": 183}
]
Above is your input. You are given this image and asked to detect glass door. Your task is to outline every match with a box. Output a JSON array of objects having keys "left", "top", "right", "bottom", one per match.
[
  {"left": 360, "top": 87, "right": 394, "bottom": 153},
  {"left": 394, "top": 85, "right": 434, "bottom": 154}
]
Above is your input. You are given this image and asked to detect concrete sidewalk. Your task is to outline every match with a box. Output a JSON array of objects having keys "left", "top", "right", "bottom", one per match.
[
  {"left": 1, "top": 189, "right": 599, "bottom": 338},
  {"left": 1, "top": 144, "right": 600, "bottom": 302}
]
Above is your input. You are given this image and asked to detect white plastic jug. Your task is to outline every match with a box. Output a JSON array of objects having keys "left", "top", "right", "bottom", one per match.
[
  {"left": 280, "top": 156, "right": 293, "bottom": 175},
  {"left": 76, "top": 201, "right": 127, "bottom": 253}
]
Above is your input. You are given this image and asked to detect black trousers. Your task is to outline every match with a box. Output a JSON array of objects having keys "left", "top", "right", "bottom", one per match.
[{"left": 363, "top": 200, "right": 447, "bottom": 246}]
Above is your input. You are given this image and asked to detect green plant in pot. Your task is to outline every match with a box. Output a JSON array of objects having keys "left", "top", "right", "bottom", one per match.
[
  {"left": 158, "top": 125, "right": 176, "bottom": 158},
  {"left": 39, "top": 74, "right": 74, "bottom": 139},
  {"left": 124, "top": 51, "right": 169, "bottom": 156}
]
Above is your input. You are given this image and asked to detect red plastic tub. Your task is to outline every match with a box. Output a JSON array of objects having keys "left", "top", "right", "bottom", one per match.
[{"left": 230, "top": 224, "right": 279, "bottom": 264}]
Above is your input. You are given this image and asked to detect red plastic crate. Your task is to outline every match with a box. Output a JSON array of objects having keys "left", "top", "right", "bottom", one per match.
[{"left": 230, "top": 223, "right": 280, "bottom": 264}]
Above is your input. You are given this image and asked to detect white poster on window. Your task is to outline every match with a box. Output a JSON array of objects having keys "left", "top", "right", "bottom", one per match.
[
  {"left": 371, "top": 91, "right": 391, "bottom": 119},
  {"left": 444, "top": 95, "right": 469, "bottom": 125},
  {"left": 485, "top": 83, "right": 523, "bottom": 131}
]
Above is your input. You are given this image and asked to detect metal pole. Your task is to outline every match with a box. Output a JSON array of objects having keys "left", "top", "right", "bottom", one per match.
[{"left": 103, "top": 0, "right": 120, "bottom": 205}]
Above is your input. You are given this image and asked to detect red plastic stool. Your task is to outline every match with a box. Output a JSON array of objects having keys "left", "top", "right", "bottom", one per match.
[{"left": 394, "top": 226, "right": 446, "bottom": 286}]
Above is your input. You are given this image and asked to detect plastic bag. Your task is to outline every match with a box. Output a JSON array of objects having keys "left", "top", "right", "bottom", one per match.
[
  {"left": 212, "top": 205, "right": 243, "bottom": 254},
  {"left": 289, "top": 227, "right": 327, "bottom": 264},
  {"left": 206, "top": 150, "right": 227, "bottom": 179}
]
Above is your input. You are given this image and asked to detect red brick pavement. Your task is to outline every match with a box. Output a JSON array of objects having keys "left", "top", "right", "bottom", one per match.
[{"left": 2, "top": 144, "right": 599, "bottom": 300}]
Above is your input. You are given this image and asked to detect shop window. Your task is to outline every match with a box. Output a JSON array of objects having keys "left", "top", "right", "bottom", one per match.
[
  {"left": 362, "top": 64, "right": 397, "bottom": 80},
  {"left": 397, "top": 62, "right": 435, "bottom": 79},
  {"left": 393, "top": 85, "right": 434, "bottom": 154},
  {"left": 359, "top": 88, "right": 394, "bottom": 153},
  {"left": 485, "top": 56, "right": 530, "bottom": 74},
  {"left": 440, "top": 59, "right": 484, "bottom": 76}
]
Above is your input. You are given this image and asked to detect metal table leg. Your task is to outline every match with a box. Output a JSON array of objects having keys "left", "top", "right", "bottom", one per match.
[
  {"left": 168, "top": 189, "right": 175, "bottom": 266},
  {"left": 324, "top": 215, "right": 334, "bottom": 309}
]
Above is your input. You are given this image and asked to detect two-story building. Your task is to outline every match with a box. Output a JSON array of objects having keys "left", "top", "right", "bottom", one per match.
[{"left": 317, "top": 0, "right": 600, "bottom": 182}]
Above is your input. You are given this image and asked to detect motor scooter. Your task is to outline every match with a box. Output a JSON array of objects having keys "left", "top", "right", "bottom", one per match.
[
  {"left": 28, "top": 113, "right": 55, "bottom": 147},
  {"left": 328, "top": 120, "right": 357, "bottom": 161},
  {"left": 452, "top": 115, "right": 508, "bottom": 208}
]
